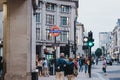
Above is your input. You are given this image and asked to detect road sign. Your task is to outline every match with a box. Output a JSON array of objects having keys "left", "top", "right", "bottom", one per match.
[{"left": 49, "top": 26, "right": 61, "bottom": 37}]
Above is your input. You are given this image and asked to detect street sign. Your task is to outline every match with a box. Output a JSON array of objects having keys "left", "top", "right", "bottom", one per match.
[{"left": 49, "top": 26, "right": 61, "bottom": 37}]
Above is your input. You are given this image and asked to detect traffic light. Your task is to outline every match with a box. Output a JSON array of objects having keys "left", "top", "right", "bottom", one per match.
[
  {"left": 82, "top": 37, "right": 88, "bottom": 50},
  {"left": 87, "top": 31, "right": 94, "bottom": 47}
]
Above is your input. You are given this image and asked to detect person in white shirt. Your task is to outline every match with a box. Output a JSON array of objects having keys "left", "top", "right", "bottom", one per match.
[{"left": 42, "top": 57, "right": 49, "bottom": 77}]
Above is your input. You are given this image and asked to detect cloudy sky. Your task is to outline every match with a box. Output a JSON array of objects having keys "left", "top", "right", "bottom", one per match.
[{"left": 78, "top": 0, "right": 120, "bottom": 51}]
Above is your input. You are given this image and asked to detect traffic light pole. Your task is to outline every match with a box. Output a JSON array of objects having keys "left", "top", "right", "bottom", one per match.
[
  {"left": 87, "top": 31, "right": 94, "bottom": 78},
  {"left": 88, "top": 46, "right": 91, "bottom": 78}
]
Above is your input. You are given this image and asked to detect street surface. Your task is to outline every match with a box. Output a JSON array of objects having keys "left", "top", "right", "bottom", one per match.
[
  {"left": 97, "top": 61, "right": 120, "bottom": 80},
  {"left": 38, "top": 61, "right": 120, "bottom": 80}
]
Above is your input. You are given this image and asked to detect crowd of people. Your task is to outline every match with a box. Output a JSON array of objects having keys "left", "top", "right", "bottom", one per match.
[
  {"left": 36, "top": 53, "right": 91, "bottom": 79},
  {"left": 55, "top": 53, "right": 97, "bottom": 80},
  {"left": 36, "top": 52, "right": 109, "bottom": 80},
  {"left": 36, "top": 56, "right": 49, "bottom": 77}
]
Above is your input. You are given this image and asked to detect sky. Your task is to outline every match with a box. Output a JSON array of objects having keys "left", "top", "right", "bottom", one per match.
[{"left": 78, "top": 0, "right": 120, "bottom": 51}]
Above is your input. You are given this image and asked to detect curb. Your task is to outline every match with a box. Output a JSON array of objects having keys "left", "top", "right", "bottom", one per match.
[{"left": 96, "top": 73, "right": 109, "bottom": 80}]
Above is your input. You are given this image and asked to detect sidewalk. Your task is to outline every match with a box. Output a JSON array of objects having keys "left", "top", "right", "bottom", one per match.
[{"left": 38, "top": 72, "right": 109, "bottom": 80}]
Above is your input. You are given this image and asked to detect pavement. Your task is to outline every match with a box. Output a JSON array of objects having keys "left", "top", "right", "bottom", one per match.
[
  {"left": 38, "top": 71, "right": 109, "bottom": 80},
  {"left": 38, "top": 61, "right": 120, "bottom": 80}
]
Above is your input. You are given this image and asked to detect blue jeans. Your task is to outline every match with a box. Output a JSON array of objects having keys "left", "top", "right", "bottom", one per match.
[
  {"left": 84, "top": 64, "right": 88, "bottom": 73},
  {"left": 79, "top": 65, "right": 83, "bottom": 72}
]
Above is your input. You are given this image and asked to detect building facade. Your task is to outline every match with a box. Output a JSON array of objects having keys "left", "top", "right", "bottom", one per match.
[
  {"left": 99, "top": 32, "right": 112, "bottom": 56},
  {"left": 33, "top": 0, "right": 79, "bottom": 58},
  {"left": 112, "top": 19, "right": 120, "bottom": 59},
  {"left": 76, "top": 22, "right": 85, "bottom": 56}
]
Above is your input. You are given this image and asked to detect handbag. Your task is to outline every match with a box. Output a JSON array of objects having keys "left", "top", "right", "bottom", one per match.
[{"left": 73, "top": 66, "right": 78, "bottom": 76}]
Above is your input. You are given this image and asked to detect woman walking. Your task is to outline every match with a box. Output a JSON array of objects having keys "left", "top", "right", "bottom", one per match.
[{"left": 102, "top": 58, "right": 107, "bottom": 76}]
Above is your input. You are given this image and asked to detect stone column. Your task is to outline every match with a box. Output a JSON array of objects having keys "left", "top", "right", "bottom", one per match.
[
  {"left": 56, "top": 46, "right": 60, "bottom": 58},
  {"left": 31, "top": 11, "right": 36, "bottom": 72},
  {"left": 3, "top": 0, "right": 7, "bottom": 78},
  {"left": 4, "top": 0, "right": 32, "bottom": 80}
]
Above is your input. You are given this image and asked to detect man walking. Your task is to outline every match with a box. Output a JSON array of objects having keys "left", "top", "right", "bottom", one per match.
[
  {"left": 55, "top": 53, "right": 67, "bottom": 80},
  {"left": 79, "top": 57, "right": 84, "bottom": 72}
]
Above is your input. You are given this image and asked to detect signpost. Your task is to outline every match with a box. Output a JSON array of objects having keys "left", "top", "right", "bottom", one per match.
[
  {"left": 49, "top": 25, "right": 61, "bottom": 75},
  {"left": 49, "top": 26, "right": 61, "bottom": 37}
]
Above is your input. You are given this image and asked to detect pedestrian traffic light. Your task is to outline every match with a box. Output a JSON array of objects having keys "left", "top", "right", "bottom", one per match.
[{"left": 87, "top": 31, "right": 94, "bottom": 47}]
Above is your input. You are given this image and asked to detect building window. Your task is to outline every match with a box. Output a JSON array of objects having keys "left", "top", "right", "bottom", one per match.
[
  {"left": 46, "top": 3, "right": 55, "bottom": 11},
  {"left": 60, "top": 31, "right": 68, "bottom": 42},
  {"left": 36, "top": 13, "right": 41, "bottom": 23},
  {"left": 60, "top": 5, "right": 70, "bottom": 13},
  {"left": 60, "top": 16, "right": 69, "bottom": 26},
  {"left": 46, "top": 29, "right": 53, "bottom": 40},
  {"left": 46, "top": 14, "right": 54, "bottom": 25},
  {"left": 36, "top": 28, "right": 40, "bottom": 40}
]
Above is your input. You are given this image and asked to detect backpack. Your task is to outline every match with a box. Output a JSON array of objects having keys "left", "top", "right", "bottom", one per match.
[
  {"left": 65, "top": 62, "right": 74, "bottom": 75},
  {"left": 73, "top": 65, "right": 78, "bottom": 76},
  {"left": 55, "top": 58, "right": 66, "bottom": 72}
]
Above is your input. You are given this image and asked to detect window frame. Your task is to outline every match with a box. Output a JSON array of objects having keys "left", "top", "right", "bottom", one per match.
[
  {"left": 46, "top": 14, "right": 54, "bottom": 25},
  {"left": 60, "top": 16, "right": 69, "bottom": 26},
  {"left": 46, "top": 3, "right": 55, "bottom": 11}
]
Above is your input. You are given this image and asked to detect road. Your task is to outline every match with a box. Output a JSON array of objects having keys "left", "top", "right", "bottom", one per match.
[{"left": 93, "top": 61, "right": 120, "bottom": 80}]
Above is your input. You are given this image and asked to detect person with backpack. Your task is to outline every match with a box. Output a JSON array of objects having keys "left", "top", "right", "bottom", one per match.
[
  {"left": 66, "top": 58, "right": 77, "bottom": 80},
  {"left": 55, "top": 53, "right": 67, "bottom": 80}
]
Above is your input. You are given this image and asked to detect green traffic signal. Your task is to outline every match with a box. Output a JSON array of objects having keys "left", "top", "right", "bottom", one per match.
[{"left": 88, "top": 41, "right": 94, "bottom": 47}]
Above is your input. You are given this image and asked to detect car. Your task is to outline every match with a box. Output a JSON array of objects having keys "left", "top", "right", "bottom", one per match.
[{"left": 106, "top": 57, "right": 112, "bottom": 65}]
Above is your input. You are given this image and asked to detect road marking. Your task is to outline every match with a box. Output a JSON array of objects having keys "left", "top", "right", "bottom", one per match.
[{"left": 96, "top": 73, "right": 109, "bottom": 80}]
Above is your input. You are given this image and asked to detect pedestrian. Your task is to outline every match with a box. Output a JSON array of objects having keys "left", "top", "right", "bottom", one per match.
[
  {"left": 78, "top": 57, "right": 84, "bottom": 72},
  {"left": 42, "top": 57, "right": 49, "bottom": 77},
  {"left": 102, "top": 57, "right": 107, "bottom": 76},
  {"left": 96, "top": 57, "right": 98, "bottom": 65},
  {"left": 55, "top": 53, "right": 67, "bottom": 80},
  {"left": 66, "top": 58, "right": 76, "bottom": 80},
  {"left": 73, "top": 58, "right": 78, "bottom": 77},
  {"left": 37, "top": 58, "right": 43, "bottom": 77},
  {"left": 84, "top": 56, "right": 88, "bottom": 73}
]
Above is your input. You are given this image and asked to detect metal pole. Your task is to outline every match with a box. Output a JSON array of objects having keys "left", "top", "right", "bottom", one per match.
[
  {"left": 74, "top": 18, "right": 77, "bottom": 58},
  {"left": 54, "top": 36, "right": 56, "bottom": 75},
  {"left": 88, "top": 46, "right": 91, "bottom": 78}
]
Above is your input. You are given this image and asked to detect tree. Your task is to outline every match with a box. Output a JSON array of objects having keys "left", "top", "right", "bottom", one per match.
[
  {"left": 95, "top": 48, "right": 102, "bottom": 58},
  {"left": 101, "top": 46, "right": 105, "bottom": 56}
]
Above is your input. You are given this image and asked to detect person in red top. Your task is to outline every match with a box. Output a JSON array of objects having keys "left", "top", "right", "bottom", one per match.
[
  {"left": 84, "top": 56, "right": 88, "bottom": 73},
  {"left": 73, "top": 58, "right": 78, "bottom": 69},
  {"left": 73, "top": 58, "right": 78, "bottom": 77}
]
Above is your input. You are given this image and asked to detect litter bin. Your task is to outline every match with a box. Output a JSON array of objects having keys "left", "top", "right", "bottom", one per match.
[{"left": 31, "top": 69, "right": 38, "bottom": 80}]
